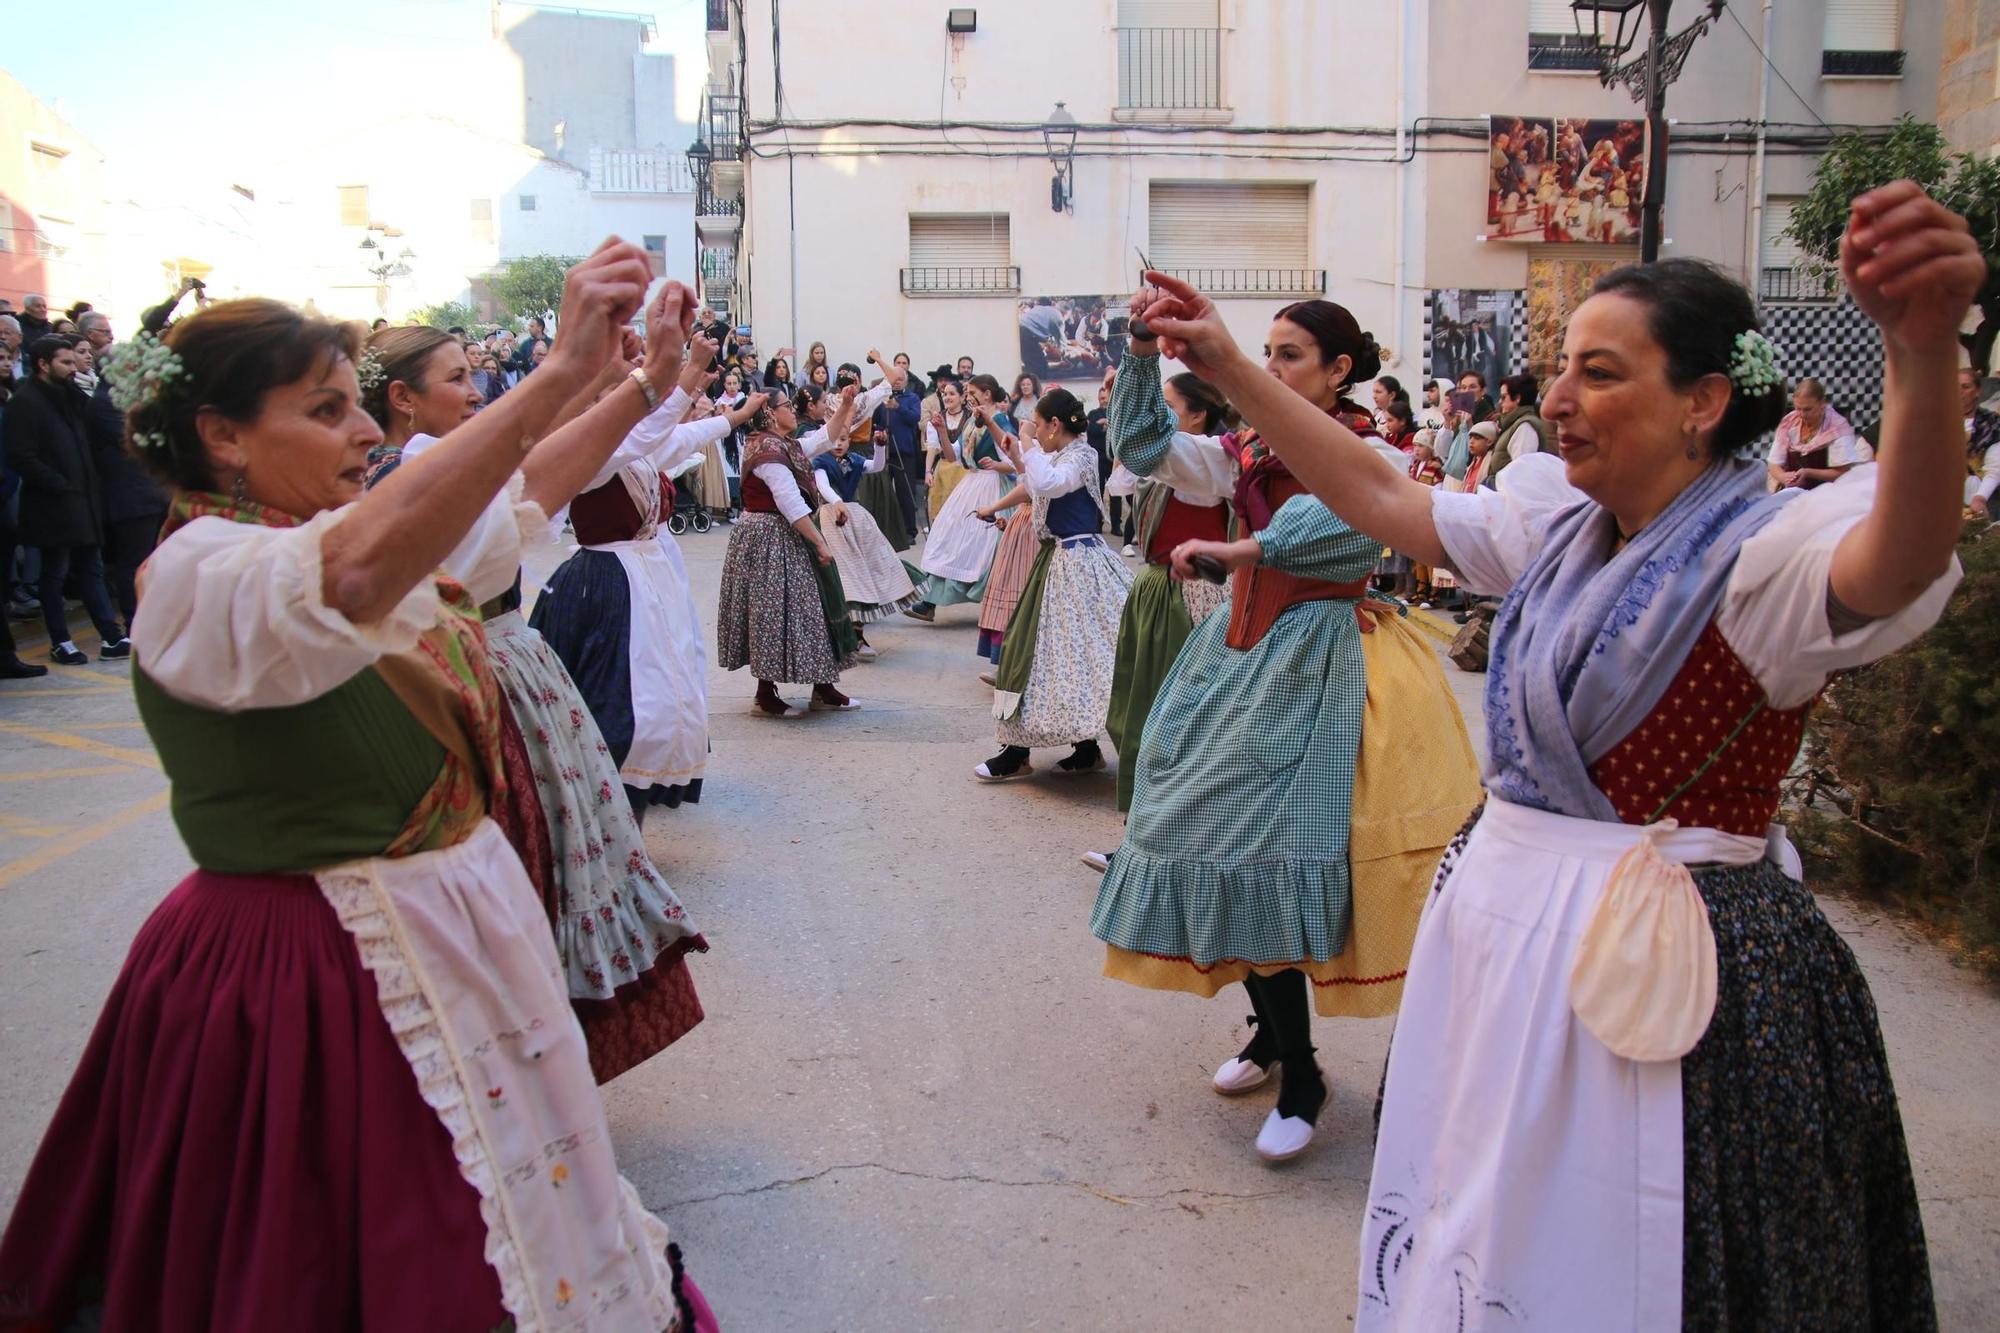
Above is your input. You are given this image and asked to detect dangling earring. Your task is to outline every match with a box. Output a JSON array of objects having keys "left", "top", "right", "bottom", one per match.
[{"left": 231, "top": 469, "right": 249, "bottom": 505}]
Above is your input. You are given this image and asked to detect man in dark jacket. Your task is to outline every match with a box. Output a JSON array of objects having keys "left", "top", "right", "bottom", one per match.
[
  {"left": 88, "top": 342, "right": 168, "bottom": 623},
  {"left": 867, "top": 350, "right": 924, "bottom": 536},
  {"left": 4, "top": 337, "right": 128, "bottom": 664},
  {"left": 0, "top": 367, "right": 49, "bottom": 676}
]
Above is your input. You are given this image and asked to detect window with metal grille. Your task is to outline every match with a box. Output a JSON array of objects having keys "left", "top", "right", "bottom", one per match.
[
  {"left": 904, "top": 214, "right": 1018, "bottom": 296},
  {"left": 1759, "top": 198, "right": 1839, "bottom": 303},
  {"left": 1823, "top": 0, "right": 1903, "bottom": 76},
  {"left": 1147, "top": 181, "right": 1322, "bottom": 296},
  {"left": 1117, "top": 0, "right": 1222, "bottom": 111},
  {"left": 1527, "top": 0, "right": 1609, "bottom": 72},
  {"left": 338, "top": 185, "right": 369, "bottom": 226}
]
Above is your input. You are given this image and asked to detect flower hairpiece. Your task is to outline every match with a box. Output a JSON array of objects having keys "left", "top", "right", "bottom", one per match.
[
  {"left": 354, "top": 347, "right": 387, "bottom": 395},
  {"left": 104, "top": 331, "right": 183, "bottom": 417},
  {"left": 1728, "top": 329, "right": 1783, "bottom": 395}
]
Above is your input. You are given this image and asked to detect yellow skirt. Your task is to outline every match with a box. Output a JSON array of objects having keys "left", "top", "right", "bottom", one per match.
[
  {"left": 1103, "top": 611, "right": 1481, "bottom": 1017},
  {"left": 929, "top": 460, "right": 969, "bottom": 524}
]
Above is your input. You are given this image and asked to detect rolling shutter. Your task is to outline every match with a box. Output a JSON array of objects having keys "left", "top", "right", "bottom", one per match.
[
  {"left": 1528, "top": 0, "right": 1580, "bottom": 35},
  {"left": 1762, "top": 199, "right": 1801, "bottom": 270},
  {"left": 908, "top": 214, "right": 1011, "bottom": 268},
  {"left": 1824, "top": 0, "right": 1901, "bottom": 50},
  {"left": 1148, "top": 182, "right": 1309, "bottom": 270},
  {"left": 1116, "top": 0, "right": 1219, "bottom": 27}
]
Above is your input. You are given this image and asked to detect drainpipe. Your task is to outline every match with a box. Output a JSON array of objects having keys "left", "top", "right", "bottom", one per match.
[
  {"left": 1391, "top": 0, "right": 1408, "bottom": 369},
  {"left": 1746, "top": 0, "right": 1774, "bottom": 290}
]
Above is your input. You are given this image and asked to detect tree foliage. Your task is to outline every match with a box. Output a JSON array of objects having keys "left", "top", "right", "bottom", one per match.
[
  {"left": 487, "top": 254, "right": 580, "bottom": 330},
  {"left": 410, "top": 298, "right": 484, "bottom": 332},
  {"left": 1786, "top": 116, "right": 2000, "bottom": 371},
  {"left": 1789, "top": 531, "right": 2000, "bottom": 975}
]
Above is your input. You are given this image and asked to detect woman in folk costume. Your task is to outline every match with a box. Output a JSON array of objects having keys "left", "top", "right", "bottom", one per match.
[
  {"left": 913, "top": 384, "right": 1015, "bottom": 611},
  {"left": 1088, "top": 300, "right": 1480, "bottom": 1164},
  {"left": 972, "top": 467, "right": 1042, "bottom": 670},
  {"left": 1136, "top": 180, "right": 1974, "bottom": 1329},
  {"left": 359, "top": 311, "right": 710, "bottom": 1086},
  {"left": 975, "top": 388, "right": 1134, "bottom": 782},
  {"left": 0, "top": 258, "right": 717, "bottom": 1330},
  {"left": 924, "top": 376, "right": 975, "bottom": 524},
  {"left": 1099, "top": 365, "right": 1235, "bottom": 815},
  {"left": 717, "top": 382, "right": 865, "bottom": 717},
  {"left": 531, "top": 342, "right": 766, "bottom": 823},
  {"left": 809, "top": 363, "right": 923, "bottom": 651}
]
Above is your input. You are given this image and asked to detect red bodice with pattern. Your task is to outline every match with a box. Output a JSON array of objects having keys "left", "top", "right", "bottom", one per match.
[
  {"left": 1588, "top": 619, "right": 1814, "bottom": 836},
  {"left": 1144, "top": 494, "right": 1228, "bottom": 565}
]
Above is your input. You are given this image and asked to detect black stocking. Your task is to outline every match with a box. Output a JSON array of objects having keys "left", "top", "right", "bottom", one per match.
[{"left": 1255, "top": 969, "right": 1326, "bottom": 1123}]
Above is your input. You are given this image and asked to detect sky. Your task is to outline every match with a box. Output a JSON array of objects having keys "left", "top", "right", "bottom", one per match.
[{"left": 7, "top": 0, "right": 711, "bottom": 184}]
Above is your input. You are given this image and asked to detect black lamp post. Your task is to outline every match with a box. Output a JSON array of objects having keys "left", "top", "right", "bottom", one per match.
[
  {"left": 1571, "top": 0, "right": 1723, "bottom": 263},
  {"left": 687, "top": 137, "right": 714, "bottom": 205},
  {"left": 1042, "top": 101, "right": 1078, "bottom": 214}
]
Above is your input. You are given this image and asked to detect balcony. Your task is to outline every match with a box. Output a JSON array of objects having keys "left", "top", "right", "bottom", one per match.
[
  {"left": 1759, "top": 265, "right": 1839, "bottom": 304},
  {"left": 900, "top": 266, "right": 1023, "bottom": 297},
  {"left": 702, "top": 92, "right": 745, "bottom": 161},
  {"left": 1116, "top": 27, "right": 1227, "bottom": 121},
  {"left": 696, "top": 190, "right": 742, "bottom": 241},
  {"left": 1153, "top": 268, "right": 1325, "bottom": 298},
  {"left": 705, "top": 0, "right": 729, "bottom": 31},
  {"left": 1822, "top": 49, "right": 1904, "bottom": 77},
  {"left": 588, "top": 148, "right": 693, "bottom": 195},
  {"left": 1528, "top": 33, "right": 1606, "bottom": 73}
]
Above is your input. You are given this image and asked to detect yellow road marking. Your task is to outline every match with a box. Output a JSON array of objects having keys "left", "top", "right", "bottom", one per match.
[
  {"left": 0, "top": 721, "right": 162, "bottom": 771},
  {"left": 0, "top": 810, "right": 67, "bottom": 837},
  {"left": 0, "top": 790, "right": 172, "bottom": 888},
  {"left": 49, "top": 721, "right": 148, "bottom": 731},
  {"left": 0, "top": 765, "right": 133, "bottom": 782},
  {"left": 0, "top": 684, "right": 133, "bottom": 698}
]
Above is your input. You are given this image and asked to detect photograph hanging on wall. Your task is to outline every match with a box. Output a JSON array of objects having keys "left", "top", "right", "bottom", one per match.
[
  {"left": 1426, "top": 288, "right": 1522, "bottom": 393},
  {"left": 1017, "top": 294, "right": 1132, "bottom": 382},
  {"left": 1526, "top": 256, "right": 1628, "bottom": 381},
  {"left": 1486, "top": 114, "right": 1652, "bottom": 244}
]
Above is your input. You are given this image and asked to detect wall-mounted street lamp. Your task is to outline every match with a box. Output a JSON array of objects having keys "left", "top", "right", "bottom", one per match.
[
  {"left": 1043, "top": 101, "right": 1078, "bottom": 215},
  {"left": 1569, "top": 0, "right": 1723, "bottom": 262}
]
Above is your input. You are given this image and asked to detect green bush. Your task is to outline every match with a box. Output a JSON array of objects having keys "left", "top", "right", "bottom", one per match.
[{"left": 1790, "top": 529, "right": 2000, "bottom": 974}]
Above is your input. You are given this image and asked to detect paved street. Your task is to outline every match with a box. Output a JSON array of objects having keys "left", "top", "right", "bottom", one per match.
[{"left": 1, "top": 528, "right": 1997, "bottom": 1330}]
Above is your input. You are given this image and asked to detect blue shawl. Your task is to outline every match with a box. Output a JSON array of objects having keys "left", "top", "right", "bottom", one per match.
[{"left": 1484, "top": 459, "right": 1801, "bottom": 821}]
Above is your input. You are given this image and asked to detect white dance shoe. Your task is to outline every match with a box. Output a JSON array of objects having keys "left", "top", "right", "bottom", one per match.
[
  {"left": 1212, "top": 1056, "right": 1275, "bottom": 1095},
  {"left": 1254, "top": 1108, "right": 1317, "bottom": 1162}
]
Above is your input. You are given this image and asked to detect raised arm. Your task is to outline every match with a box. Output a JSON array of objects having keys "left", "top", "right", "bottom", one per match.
[
  {"left": 514, "top": 284, "right": 696, "bottom": 515},
  {"left": 1826, "top": 182, "right": 1983, "bottom": 617},
  {"left": 1140, "top": 270, "right": 1446, "bottom": 567},
  {"left": 325, "top": 242, "right": 655, "bottom": 622}
]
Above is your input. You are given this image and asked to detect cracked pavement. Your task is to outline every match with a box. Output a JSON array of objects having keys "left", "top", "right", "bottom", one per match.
[{"left": 1, "top": 527, "right": 1995, "bottom": 1328}]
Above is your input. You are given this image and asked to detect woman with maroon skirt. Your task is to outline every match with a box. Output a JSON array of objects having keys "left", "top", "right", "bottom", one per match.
[{"left": 0, "top": 255, "right": 716, "bottom": 1330}]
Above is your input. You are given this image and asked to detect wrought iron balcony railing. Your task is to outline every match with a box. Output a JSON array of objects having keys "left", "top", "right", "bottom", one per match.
[
  {"left": 702, "top": 92, "right": 745, "bottom": 160},
  {"left": 1527, "top": 34, "right": 1607, "bottom": 72},
  {"left": 1153, "top": 267, "right": 1325, "bottom": 297},
  {"left": 1822, "top": 49, "right": 1904, "bottom": 77},
  {"left": 706, "top": 0, "right": 729, "bottom": 33},
  {"left": 900, "top": 266, "right": 1022, "bottom": 297},
  {"left": 1759, "top": 265, "right": 1839, "bottom": 304},
  {"left": 1117, "top": 27, "right": 1222, "bottom": 110}
]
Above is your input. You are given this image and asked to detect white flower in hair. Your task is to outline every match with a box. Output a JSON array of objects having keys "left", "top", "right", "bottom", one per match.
[
  {"left": 1728, "top": 330, "right": 1783, "bottom": 394},
  {"left": 354, "top": 347, "right": 387, "bottom": 394},
  {"left": 104, "top": 331, "right": 183, "bottom": 416}
]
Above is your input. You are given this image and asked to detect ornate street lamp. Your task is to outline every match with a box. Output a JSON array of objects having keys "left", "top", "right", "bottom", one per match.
[
  {"left": 687, "top": 136, "right": 713, "bottom": 202},
  {"left": 1570, "top": 0, "right": 1724, "bottom": 263},
  {"left": 1043, "top": 101, "right": 1078, "bottom": 215}
]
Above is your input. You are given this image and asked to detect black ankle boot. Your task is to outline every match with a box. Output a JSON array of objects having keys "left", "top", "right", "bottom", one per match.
[
  {"left": 1274, "top": 1052, "right": 1329, "bottom": 1125},
  {"left": 975, "top": 745, "right": 1032, "bottom": 782},
  {"left": 1056, "top": 739, "right": 1104, "bottom": 772}
]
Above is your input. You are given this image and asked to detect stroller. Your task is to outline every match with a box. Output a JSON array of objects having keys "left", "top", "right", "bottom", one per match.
[{"left": 664, "top": 452, "right": 712, "bottom": 535}]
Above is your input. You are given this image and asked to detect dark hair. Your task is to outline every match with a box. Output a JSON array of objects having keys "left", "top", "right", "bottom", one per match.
[
  {"left": 1458, "top": 369, "right": 1488, "bottom": 388},
  {"left": 67, "top": 301, "right": 94, "bottom": 322},
  {"left": 1035, "top": 386, "right": 1089, "bottom": 435},
  {"left": 793, "top": 383, "right": 827, "bottom": 414},
  {"left": 1014, "top": 372, "right": 1042, "bottom": 399},
  {"left": 1385, "top": 399, "right": 1415, "bottom": 428},
  {"left": 1376, "top": 375, "right": 1407, "bottom": 402},
  {"left": 1166, "top": 371, "right": 1240, "bottom": 436},
  {"left": 361, "top": 325, "right": 458, "bottom": 427},
  {"left": 1590, "top": 258, "right": 1787, "bottom": 457},
  {"left": 807, "top": 362, "right": 831, "bottom": 386},
  {"left": 1273, "top": 299, "right": 1382, "bottom": 391},
  {"left": 1500, "top": 373, "right": 1539, "bottom": 408},
  {"left": 967, "top": 373, "right": 1006, "bottom": 406},
  {"left": 765, "top": 356, "right": 792, "bottom": 382},
  {"left": 26, "top": 335, "right": 71, "bottom": 375},
  {"left": 127, "top": 298, "right": 363, "bottom": 491}
]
